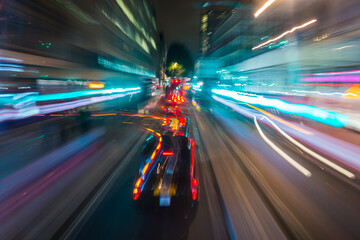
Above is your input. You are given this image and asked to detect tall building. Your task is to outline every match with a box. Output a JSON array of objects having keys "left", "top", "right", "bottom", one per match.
[
  {"left": 206, "top": 8, "right": 255, "bottom": 66},
  {"left": 199, "top": 7, "right": 230, "bottom": 55},
  {"left": 204, "top": 0, "right": 360, "bottom": 94},
  {"left": 157, "top": 32, "right": 167, "bottom": 83},
  {"left": 0, "top": 0, "right": 159, "bottom": 84}
]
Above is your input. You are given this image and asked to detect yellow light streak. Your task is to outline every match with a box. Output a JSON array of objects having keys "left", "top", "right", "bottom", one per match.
[
  {"left": 169, "top": 118, "right": 179, "bottom": 130},
  {"left": 192, "top": 99, "right": 201, "bottom": 112},
  {"left": 135, "top": 178, "right": 142, "bottom": 188},
  {"left": 244, "top": 103, "right": 313, "bottom": 135},
  {"left": 145, "top": 128, "right": 154, "bottom": 133},
  {"left": 344, "top": 84, "right": 360, "bottom": 99},
  {"left": 142, "top": 163, "right": 150, "bottom": 174}
]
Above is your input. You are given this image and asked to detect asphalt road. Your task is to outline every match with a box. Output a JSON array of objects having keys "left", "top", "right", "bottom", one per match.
[
  {"left": 190, "top": 99, "right": 360, "bottom": 240},
  {"left": 1, "top": 96, "right": 359, "bottom": 240},
  {"left": 56, "top": 104, "right": 229, "bottom": 240}
]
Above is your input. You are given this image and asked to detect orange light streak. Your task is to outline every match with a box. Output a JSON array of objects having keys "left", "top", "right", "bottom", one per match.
[
  {"left": 162, "top": 152, "right": 173, "bottom": 156},
  {"left": 91, "top": 113, "right": 117, "bottom": 116}
]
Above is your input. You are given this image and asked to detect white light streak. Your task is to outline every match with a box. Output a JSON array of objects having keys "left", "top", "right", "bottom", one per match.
[
  {"left": 254, "top": 116, "right": 312, "bottom": 177},
  {"left": 264, "top": 116, "right": 356, "bottom": 179},
  {"left": 254, "top": 0, "right": 276, "bottom": 18},
  {"left": 252, "top": 19, "right": 317, "bottom": 50},
  {"left": 333, "top": 45, "right": 355, "bottom": 51}
]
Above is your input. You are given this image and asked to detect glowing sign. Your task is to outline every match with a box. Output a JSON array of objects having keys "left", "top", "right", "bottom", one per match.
[{"left": 89, "top": 83, "right": 105, "bottom": 89}]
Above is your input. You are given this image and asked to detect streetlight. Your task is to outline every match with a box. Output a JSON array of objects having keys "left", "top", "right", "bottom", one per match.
[{"left": 174, "top": 62, "right": 178, "bottom": 67}]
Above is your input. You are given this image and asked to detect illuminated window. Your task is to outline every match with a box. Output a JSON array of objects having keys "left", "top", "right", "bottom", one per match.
[
  {"left": 98, "top": 56, "right": 154, "bottom": 77},
  {"left": 201, "top": 22, "right": 207, "bottom": 31},
  {"left": 202, "top": 15, "right": 208, "bottom": 23}
]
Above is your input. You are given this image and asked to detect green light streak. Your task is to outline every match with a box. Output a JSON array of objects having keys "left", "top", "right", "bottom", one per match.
[{"left": 268, "top": 40, "right": 289, "bottom": 49}]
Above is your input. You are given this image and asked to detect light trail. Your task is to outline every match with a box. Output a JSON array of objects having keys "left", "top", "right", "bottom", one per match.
[
  {"left": 254, "top": 116, "right": 312, "bottom": 177},
  {"left": 301, "top": 75, "right": 360, "bottom": 83},
  {"left": 133, "top": 128, "right": 162, "bottom": 200},
  {"left": 244, "top": 103, "right": 312, "bottom": 135},
  {"left": 192, "top": 98, "right": 201, "bottom": 112},
  {"left": 301, "top": 69, "right": 360, "bottom": 76},
  {"left": 0, "top": 87, "right": 140, "bottom": 105},
  {"left": 91, "top": 113, "right": 117, "bottom": 116},
  {"left": 213, "top": 95, "right": 312, "bottom": 135},
  {"left": 212, "top": 89, "right": 348, "bottom": 128},
  {"left": 263, "top": 116, "right": 356, "bottom": 179},
  {"left": 254, "top": 0, "right": 276, "bottom": 18},
  {"left": 252, "top": 19, "right": 317, "bottom": 50},
  {"left": 0, "top": 90, "right": 140, "bottom": 123},
  {"left": 35, "top": 87, "right": 140, "bottom": 102},
  {"left": 213, "top": 95, "right": 360, "bottom": 175}
]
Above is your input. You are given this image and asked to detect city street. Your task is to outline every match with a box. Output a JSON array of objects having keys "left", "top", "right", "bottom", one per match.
[
  {"left": 1, "top": 95, "right": 359, "bottom": 239},
  {"left": 1, "top": 0, "right": 359, "bottom": 239}
]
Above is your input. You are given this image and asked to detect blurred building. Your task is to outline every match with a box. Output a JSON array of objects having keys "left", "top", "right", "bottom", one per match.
[
  {"left": 204, "top": 0, "right": 360, "bottom": 95},
  {"left": 157, "top": 32, "right": 167, "bottom": 84},
  {"left": 0, "top": 0, "right": 160, "bottom": 90},
  {"left": 199, "top": 6, "right": 231, "bottom": 55},
  {"left": 206, "top": 8, "right": 254, "bottom": 66}
]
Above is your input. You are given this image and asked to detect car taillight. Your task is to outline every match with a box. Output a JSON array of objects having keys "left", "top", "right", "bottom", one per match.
[
  {"left": 192, "top": 178, "right": 198, "bottom": 200},
  {"left": 192, "top": 190, "right": 197, "bottom": 200},
  {"left": 133, "top": 187, "right": 141, "bottom": 200},
  {"left": 162, "top": 152, "right": 173, "bottom": 156}
]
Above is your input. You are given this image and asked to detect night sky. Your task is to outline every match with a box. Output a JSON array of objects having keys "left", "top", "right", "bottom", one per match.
[{"left": 149, "top": 0, "right": 201, "bottom": 58}]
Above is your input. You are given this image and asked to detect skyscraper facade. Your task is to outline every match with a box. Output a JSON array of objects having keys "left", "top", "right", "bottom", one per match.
[{"left": 199, "top": 7, "right": 230, "bottom": 55}]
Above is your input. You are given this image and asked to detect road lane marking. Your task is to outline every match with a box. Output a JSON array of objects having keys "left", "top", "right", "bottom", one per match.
[{"left": 254, "top": 116, "right": 312, "bottom": 177}]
